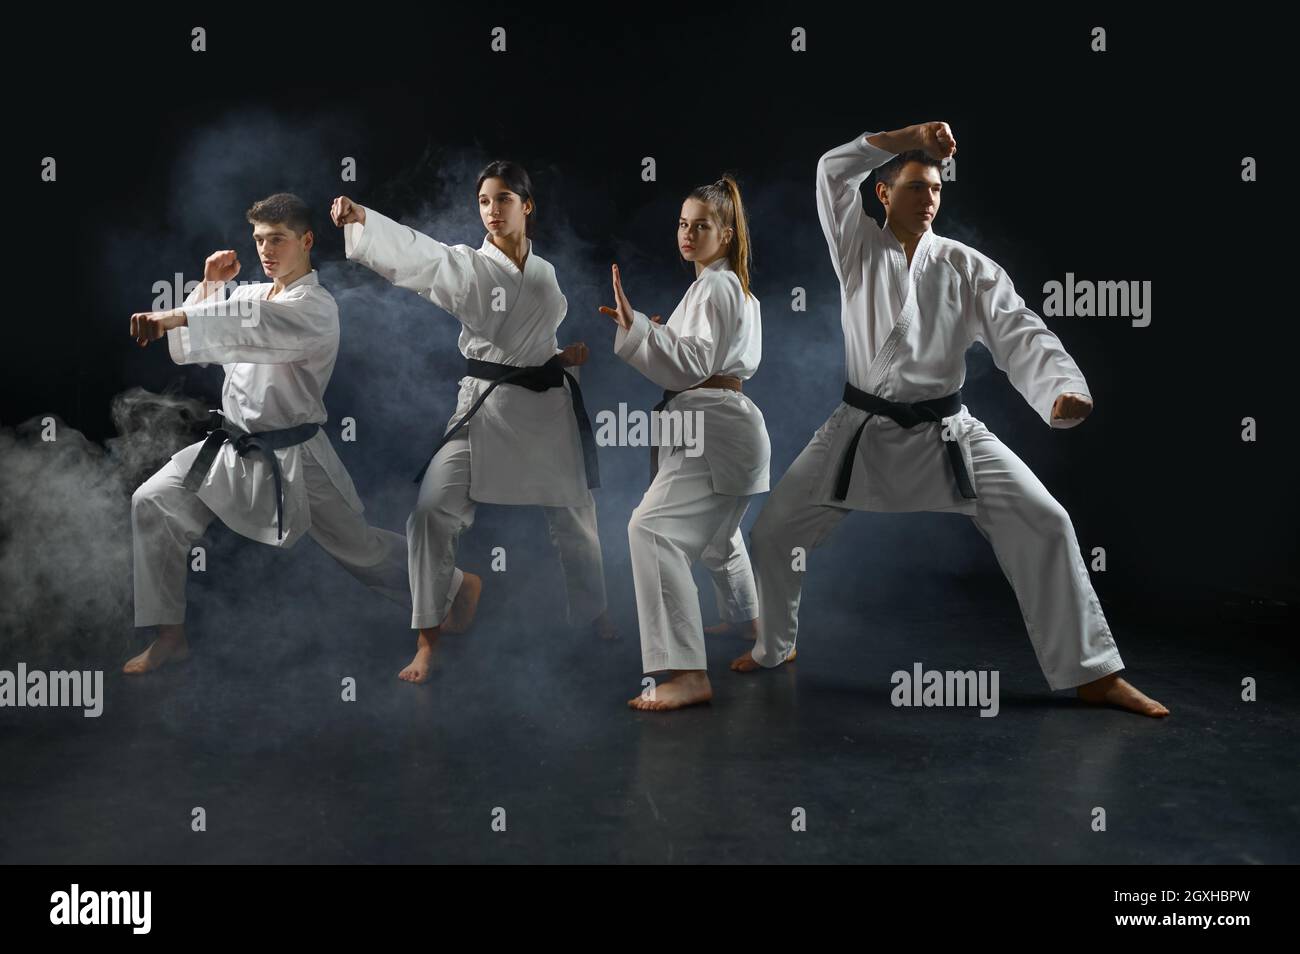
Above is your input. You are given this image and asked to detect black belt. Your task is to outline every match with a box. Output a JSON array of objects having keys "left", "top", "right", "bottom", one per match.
[
  {"left": 413, "top": 355, "right": 600, "bottom": 488},
  {"left": 182, "top": 409, "right": 321, "bottom": 540},
  {"left": 834, "top": 382, "right": 977, "bottom": 501}
]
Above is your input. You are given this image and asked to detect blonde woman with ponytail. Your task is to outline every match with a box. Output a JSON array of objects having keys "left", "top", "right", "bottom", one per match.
[{"left": 600, "top": 175, "right": 771, "bottom": 711}]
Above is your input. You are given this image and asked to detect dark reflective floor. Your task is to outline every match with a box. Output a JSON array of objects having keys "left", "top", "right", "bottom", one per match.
[{"left": 1, "top": 522, "right": 1295, "bottom": 864}]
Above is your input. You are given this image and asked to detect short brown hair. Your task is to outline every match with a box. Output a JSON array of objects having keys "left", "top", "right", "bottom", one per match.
[
  {"left": 245, "top": 192, "right": 313, "bottom": 236},
  {"left": 876, "top": 151, "right": 943, "bottom": 188}
]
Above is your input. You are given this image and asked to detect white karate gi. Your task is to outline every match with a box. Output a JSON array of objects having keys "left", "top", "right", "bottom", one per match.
[
  {"left": 615, "top": 258, "right": 770, "bottom": 672},
  {"left": 344, "top": 208, "right": 607, "bottom": 629},
  {"left": 748, "top": 131, "right": 1124, "bottom": 690},
  {"left": 132, "top": 270, "right": 410, "bottom": 626}
]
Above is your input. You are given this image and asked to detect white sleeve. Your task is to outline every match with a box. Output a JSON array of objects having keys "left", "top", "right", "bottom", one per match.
[
  {"left": 181, "top": 279, "right": 225, "bottom": 307},
  {"left": 167, "top": 286, "right": 337, "bottom": 366},
  {"left": 614, "top": 289, "right": 729, "bottom": 391},
  {"left": 815, "top": 131, "right": 896, "bottom": 286},
  {"left": 344, "top": 205, "right": 483, "bottom": 328},
  {"left": 968, "top": 256, "right": 1092, "bottom": 428}
]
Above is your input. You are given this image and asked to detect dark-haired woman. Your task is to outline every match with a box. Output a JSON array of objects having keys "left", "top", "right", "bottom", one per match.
[
  {"left": 600, "top": 176, "right": 770, "bottom": 711},
  {"left": 332, "top": 161, "right": 613, "bottom": 684}
]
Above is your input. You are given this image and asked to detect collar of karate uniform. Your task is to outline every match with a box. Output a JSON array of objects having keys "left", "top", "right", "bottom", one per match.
[
  {"left": 879, "top": 221, "right": 935, "bottom": 281},
  {"left": 268, "top": 269, "right": 320, "bottom": 294},
  {"left": 479, "top": 235, "right": 532, "bottom": 274},
  {"left": 879, "top": 219, "right": 936, "bottom": 249},
  {"left": 702, "top": 256, "right": 730, "bottom": 274},
  {"left": 260, "top": 268, "right": 319, "bottom": 302}
]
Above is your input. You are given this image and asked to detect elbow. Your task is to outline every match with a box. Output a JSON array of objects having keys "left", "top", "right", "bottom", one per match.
[
  {"left": 815, "top": 155, "right": 835, "bottom": 193},
  {"left": 670, "top": 359, "right": 714, "bottom": 389}
]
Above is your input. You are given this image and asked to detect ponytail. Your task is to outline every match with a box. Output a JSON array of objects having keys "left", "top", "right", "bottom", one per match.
[{"left": 686, "top": 173, "right": 753, "bottom": 299}]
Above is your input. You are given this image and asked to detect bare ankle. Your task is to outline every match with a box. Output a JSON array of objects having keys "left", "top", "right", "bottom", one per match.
[{"left": 156, "top": 624, "right": 186, "bottom": 645}]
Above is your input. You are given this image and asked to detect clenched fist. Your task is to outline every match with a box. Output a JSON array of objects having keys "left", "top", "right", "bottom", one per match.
[
  {"left": 330, "top": 196, "right": 365, "bottom": 227},
  {"left": 912, "top": 121, "right": 956, "bottom": 161},
  {"left": 130, "top": 310, "right": 185, "bottom": 347},
  {"left": 1051, "top": 391, "right": 1093, "bottom": 424},
  {"left": 558, "top": 342, "right": 590, "bottom": 367},
  {"left": 204, "top": 249, "right": 240, "bottom": 283}
]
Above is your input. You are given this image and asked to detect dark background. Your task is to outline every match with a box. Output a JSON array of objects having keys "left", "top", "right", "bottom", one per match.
[
  {"left": 5, "top": 9, "right": 1291, "bottom": 620},
  {"left": 0, "top": 7, "right": 1294, "bottom": 867}
]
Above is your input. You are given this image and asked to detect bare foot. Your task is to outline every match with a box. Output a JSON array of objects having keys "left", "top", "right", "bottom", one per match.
[
  {"left": 591, "top": 611, "right": 618, "bottom": 641},
  {"left": 441, "top": 572, "right": 482, "bottom": 634},
  {"left": 729, "top": 647, "right": 796, "bottom": 672},
  {"left": 704, "top": 618, "right": 758, "bottom": 640},
  {"left": 123, "top": 626, "right": 189, "bottom": 675},
  {"left": 1077, "top": 672, "right": 1169, "bottom": 718},
  {"left": 628, "top": 670, "right": 712, "bottom": 711},
  {"left": 398, "top": 628, "right": 441, "bottom": 684}
]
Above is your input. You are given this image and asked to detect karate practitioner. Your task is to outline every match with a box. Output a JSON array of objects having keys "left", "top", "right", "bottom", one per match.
[
  {"left": 332, "top": 160, "right": 614, "bottom": 685},
  {"left": 732, "top": 123, "right": 1169, "bottom": 718},
  {"left": 124, "top": 193, "right": 413, "bottom": 674},
  {"left": 601, "top": 176, "right": 770, "bottom": 711}
]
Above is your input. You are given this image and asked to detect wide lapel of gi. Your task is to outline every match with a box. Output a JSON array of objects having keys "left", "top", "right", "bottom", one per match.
[
  {"left": 864, "top": 228, "right": 935, "bottom": 394},
  {"left": 264, "top": 268, "right": 319, "bottom": 302},
  {"left": 479, "top": 236, "right": 531, "bottom": 320},
  {"left": 882, "top": 222, "right": 909, "bottom": 309}
]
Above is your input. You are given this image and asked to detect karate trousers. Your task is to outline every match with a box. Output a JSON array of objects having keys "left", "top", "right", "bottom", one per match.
[
  {"left": 628, "top": 445, "right": 760, "bottom": 674},
  {"left": 132, "top": 450, "right": 411, "bottom": 627},
  {"left": 749, "top": 418, "right": 1124, "bottom": 690},
  {"left": 408, "top": 433, "right": 608, "bottom": 630}
]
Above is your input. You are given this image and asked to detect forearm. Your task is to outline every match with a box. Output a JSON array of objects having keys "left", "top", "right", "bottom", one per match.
[
  {"left": 615, "top": 310, "right": 718, "bottom": 391},
  {"left": 183, "top": 279, "right": 227, "bottom": 307},
  {"left": 173, "top": 297, "right": 331, "bottom": 364},
  {"left": 819, "top": 128, "right": 898, "bottom": 189},
  {"left": 973, "top": 263, "right": 1092, "bottom": 425},
  {"left": 994, "top": 323, "right": 1091, "bottom": 425},
  {"left": 345, "top": 206, "right": 473, "bottom": 318},
  {"left": 866, "top": 126, "right": 922, "bottom": 154},
  {"left": 816, "top": 130, "right": 899, "bottom": 279}
]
